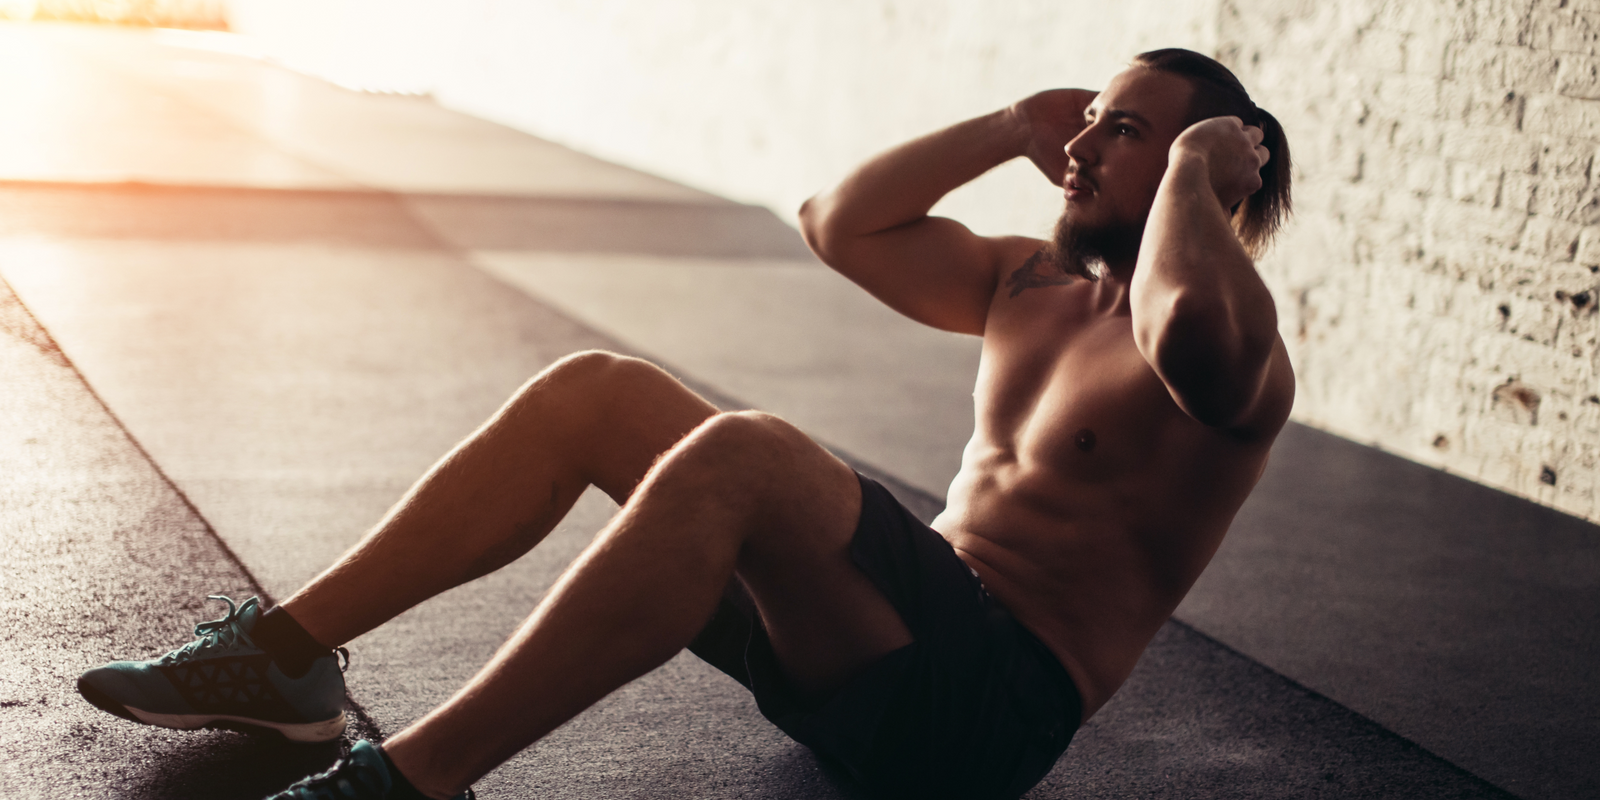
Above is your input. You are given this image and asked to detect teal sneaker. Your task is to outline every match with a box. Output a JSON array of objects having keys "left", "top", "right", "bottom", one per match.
[
  {"left": 267, "top": 740, "right": 475, "bottom": 799},
  {"left": 77, "top": 595, "right": 348, "bottom": 742}
]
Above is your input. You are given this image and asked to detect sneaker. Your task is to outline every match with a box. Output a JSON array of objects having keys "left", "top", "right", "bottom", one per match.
[
  {"left": 267, "top": 740, "right": 475, "bottom": 800},
  {"left": 77, "top": 595, "right": 349, "bottom": 742}
]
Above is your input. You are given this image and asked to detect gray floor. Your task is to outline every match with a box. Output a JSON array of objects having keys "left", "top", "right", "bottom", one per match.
[{"left": 0, "top": 22, "right": 1592, "bottom": 800}]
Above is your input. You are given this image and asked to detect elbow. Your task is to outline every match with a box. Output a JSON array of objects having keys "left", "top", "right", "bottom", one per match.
[
  {"left": 1182, "top": 383, "right": 1264, "bottom": 429},
  {"left": 797, "top": 194, "right": 836, "bottom": 263},
  {"left": 797, "top": 194, "right": 819, "bottom": 239},
  {"left": 1167, "top": 359, "right": 1271, "bottom": 429}
]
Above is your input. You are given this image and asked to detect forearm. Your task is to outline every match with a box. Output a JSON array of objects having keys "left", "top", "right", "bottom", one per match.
[
  {"left": 799, "top": 109, "right": 1026, "bottom": 255},
  {"left": 1132, "top": 154, "right": 1279, "bottom": 424}
]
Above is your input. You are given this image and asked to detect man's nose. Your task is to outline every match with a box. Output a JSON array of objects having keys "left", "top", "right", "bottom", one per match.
[{"left": 1064, "top": 128, "right": 1095, "bottom": 166}]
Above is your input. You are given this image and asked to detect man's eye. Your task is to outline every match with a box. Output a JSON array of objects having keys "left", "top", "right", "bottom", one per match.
[{"left": 1116, "top": 124, "right": 1138, "bottom": 137}]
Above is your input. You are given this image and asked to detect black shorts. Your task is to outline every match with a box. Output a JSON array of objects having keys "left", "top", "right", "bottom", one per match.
[{"left": 688, "top": 473, "right": 1082, "bottom": 800}]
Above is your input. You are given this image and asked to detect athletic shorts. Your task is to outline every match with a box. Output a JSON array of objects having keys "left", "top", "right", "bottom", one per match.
[{"left": 687, "top": 473, "right": 1083, "bottom": 800}]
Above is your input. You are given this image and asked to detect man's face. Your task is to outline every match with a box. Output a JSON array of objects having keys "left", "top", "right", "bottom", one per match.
[{"left": 1050, "top": 67, "right": 1195, "bottom": 274}]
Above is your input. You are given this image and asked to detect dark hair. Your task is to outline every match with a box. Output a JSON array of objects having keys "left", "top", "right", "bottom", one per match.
[{"left": 1132, "top": 48, "right": 1292, "bottom": 258}]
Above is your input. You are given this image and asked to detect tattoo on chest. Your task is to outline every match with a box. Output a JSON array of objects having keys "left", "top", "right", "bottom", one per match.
[{"left": 1005, "top": 249, "right": 1078, "bottom": 298}]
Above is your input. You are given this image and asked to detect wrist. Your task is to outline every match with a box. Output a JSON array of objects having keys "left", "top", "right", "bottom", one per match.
[
  {"left": 1166, "top": 143, "right": 1211, "bottom": 173},
  {"left": 996, "top": 105, "right": 1035, "bottom": 158},
  {"left": 1164, "top": 149, "right": 1222, "bottom": 200}
]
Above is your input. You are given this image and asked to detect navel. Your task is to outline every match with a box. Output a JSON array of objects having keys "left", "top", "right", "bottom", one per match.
[{"left": 1074, "top": 428, "right": 1097, "bottom": 452}]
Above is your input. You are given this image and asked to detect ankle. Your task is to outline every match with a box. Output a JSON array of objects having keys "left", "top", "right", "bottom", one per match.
[
  {"left": 378, "top": 741, "right": 460, "bottom": 800},
  {"left": 254, "top": 605, "right": 333, "bottom": 679}
]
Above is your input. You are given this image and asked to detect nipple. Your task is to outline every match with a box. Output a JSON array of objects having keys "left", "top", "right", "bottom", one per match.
[{"left": 1074, "top": 428, "right": 1096, "bottom": 452}]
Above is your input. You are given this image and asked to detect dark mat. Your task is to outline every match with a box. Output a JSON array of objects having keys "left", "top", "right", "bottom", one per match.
[
  {"left": 1036, "top": 620, "right": 1513, "bottom": 800},
  {"left": 1182, "top": 423, "right": 1600, "bottom": 799}
]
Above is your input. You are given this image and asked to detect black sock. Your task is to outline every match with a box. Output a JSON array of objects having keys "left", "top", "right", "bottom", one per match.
[
  {"left": 253, "top": 606, "right": 331, "bottom": 679},
  {"left": 377, "top": 744, "right": 438, "bottom": 800}
]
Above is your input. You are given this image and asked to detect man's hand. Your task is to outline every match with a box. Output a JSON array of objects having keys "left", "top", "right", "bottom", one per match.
[
  {"left": 1171, "top": 116, "right": 1269, "bottom": 209},
  {"left": 801, "top": 93, "right": 1086, "bottom": 336},
  {"left": 1008, "top": 89, "right": 1098, "bottom": 187}
]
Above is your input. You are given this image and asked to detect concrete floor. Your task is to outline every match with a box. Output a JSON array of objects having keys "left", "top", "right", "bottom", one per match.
[{"left": 0, "top": 22, "right": 1591, "bottom": 800}]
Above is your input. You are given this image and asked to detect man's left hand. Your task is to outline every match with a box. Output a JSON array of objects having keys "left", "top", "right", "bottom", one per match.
[{"left": 1171, "top": 116, "right": 1269, "bottom": 209}]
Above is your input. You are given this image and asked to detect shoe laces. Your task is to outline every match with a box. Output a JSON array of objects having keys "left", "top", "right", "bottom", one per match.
[
  {"left": 280, "top": 751, "right": 388, "bottom": 800},
  {"left": 157, "top": 595, "right": 253, "bottom": 666},
  {"left": 279, "top": 746, "right": 476, "bottom": 800}
]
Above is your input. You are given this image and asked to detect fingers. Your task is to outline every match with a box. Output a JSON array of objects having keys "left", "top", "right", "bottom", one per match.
[
  {"left": 1174, "top": 117, "right": 1272, "bottom": 177},
  {"left": 1241, "top": 124, "right": 1268, "bottom": 167}
]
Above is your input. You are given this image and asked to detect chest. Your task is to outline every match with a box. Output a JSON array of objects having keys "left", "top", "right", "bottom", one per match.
[{"left": 975, "top": 289, "right": 1195, "bottom": 480}]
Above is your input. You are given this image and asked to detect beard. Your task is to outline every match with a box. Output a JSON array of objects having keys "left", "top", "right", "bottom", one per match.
[{"left": 1044, "top": 206, "right": 1146, "bottom": 282}]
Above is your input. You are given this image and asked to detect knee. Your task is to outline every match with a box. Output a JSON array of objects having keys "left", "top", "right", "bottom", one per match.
[
  {"left": 693, "top": 410, "right": 798, "bottom": 444},
  {"left": 649, "top": 412, "right": 848, "bottom": 533},
  {"left": 674, "top": 411, "right": 811, "bottom": 477},
  {"left": 539, "top": 349, "right": 646, "bottom": 392},
  {"left": 512, "top": 350, "right": 662, "bottom": 411}
]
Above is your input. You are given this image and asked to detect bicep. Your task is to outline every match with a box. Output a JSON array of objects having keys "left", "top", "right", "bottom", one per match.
[
  {"left": 809, "top": 215, "right": 1022, "bottom": 335},
  {"left": 1220, "top": 337, "right": 1296, "bottom": 442},
  {"left": 1148, "top": 307, "right": 1295, "bottom": 439}
]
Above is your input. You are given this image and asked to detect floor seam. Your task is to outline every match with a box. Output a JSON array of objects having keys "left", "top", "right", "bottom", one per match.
[{"left": 0, "top": 266, "right": 388, "bottom": 744}]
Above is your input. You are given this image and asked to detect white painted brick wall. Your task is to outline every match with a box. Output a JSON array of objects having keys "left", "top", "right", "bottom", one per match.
[
  {"left": 1228, "top": 0, "right": 1600, "bottom": 520},
  {"left": 225, "top": 0, "right": 1600, "bottom": 523}
]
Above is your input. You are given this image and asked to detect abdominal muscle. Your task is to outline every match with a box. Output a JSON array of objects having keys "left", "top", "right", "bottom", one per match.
[
  {"left": 930, "top": 413, "right": 1259, "bottom": 721},
  {"left": 916, "top": 270, "right": 1277, "bottom": 721}
]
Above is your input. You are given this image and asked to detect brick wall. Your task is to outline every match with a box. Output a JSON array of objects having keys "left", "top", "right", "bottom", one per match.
[{"left": 1225, "top": 0, "right": 1600, "bottom": 521}]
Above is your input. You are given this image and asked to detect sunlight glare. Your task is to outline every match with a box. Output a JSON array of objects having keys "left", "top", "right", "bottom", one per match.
[
  {"left": 151, "top": 28, "right": 266, "bottom": 61},
  {"left": 0, "top": 0, "right": 38, "bottom": 20}
]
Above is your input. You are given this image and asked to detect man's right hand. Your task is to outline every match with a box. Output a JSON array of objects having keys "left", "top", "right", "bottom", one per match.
[
  {"left": 1008, "top": 89, "right": 1099, "bottom": 187},
  {"left": 801, "top": 94, "right": 1085, "bottom": 335}
]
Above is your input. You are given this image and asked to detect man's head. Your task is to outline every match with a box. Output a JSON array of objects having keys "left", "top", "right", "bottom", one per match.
[{"left": 1048, "top": 48, "right": 1293, "bottom": 280}]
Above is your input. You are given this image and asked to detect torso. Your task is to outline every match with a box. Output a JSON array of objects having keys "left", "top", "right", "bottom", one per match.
[{"left": 932, "top": 249, "right": 1289, "bottom": 720}]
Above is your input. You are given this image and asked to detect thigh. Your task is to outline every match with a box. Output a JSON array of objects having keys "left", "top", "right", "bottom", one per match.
[{"left": 718, "top": 417, "right": 914, "bottom": 703}]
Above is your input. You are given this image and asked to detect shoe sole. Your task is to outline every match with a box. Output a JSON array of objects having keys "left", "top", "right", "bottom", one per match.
[{"left": 77, "top": 679, "right": 347, "bottom": 743}]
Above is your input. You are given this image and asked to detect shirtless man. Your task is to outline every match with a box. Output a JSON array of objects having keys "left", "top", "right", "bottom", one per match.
[{"left": 77, "top": 48, "right": 1294, "bottom": 800}]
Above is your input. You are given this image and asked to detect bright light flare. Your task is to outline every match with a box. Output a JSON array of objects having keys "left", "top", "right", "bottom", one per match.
[{"left": 0, "top": 0, "right": 227, "bottom": 30}]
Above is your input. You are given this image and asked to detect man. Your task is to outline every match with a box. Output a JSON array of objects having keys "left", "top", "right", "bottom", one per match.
[{"left": 78, "top": 48, "right": 1293, "bottom": 800}]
